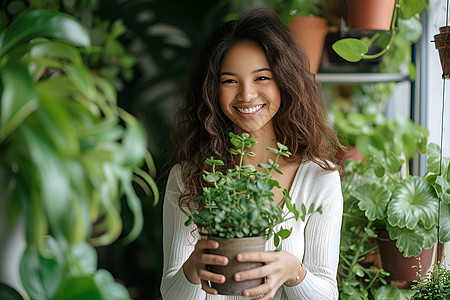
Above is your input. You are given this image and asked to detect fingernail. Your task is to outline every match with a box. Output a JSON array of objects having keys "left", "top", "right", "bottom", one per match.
[
  {"left": 235, "top": 274, "right": 241, "bottom": 281},
  {"left": 243, "top": 291, "right": 250, "bottom": 296},
  {"left": 236, "top": 254, "right": 242, "bottom": 260}
]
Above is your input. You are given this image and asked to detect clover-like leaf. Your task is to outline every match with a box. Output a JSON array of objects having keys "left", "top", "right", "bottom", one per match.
[
  {"left": 352, "top": 183, "right": 391, "bottom": 221},
  {"left": 387, "top": 177, "right": 438, "bottom": 230}
]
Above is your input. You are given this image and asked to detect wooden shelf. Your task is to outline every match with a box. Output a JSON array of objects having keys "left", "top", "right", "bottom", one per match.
[{"left": 316, "top": 73, "right": 410, "bottom": 84}]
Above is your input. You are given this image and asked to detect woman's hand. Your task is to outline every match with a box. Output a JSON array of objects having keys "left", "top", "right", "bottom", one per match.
[
  {"left": 234, "top": 250, "right": 304, "bottom": 300},
  {"left": 182, "top": 239, "right": 229, "bottom": 295}
]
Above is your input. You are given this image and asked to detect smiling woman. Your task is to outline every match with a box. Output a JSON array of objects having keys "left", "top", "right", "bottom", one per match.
[{"left": 161, "top": 7, "right": 344, "bottom": 300}]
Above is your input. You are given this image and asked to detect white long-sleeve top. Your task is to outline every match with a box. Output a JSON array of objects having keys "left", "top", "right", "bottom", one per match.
[{"left": 161, "top": 161, "right": 343, "bottom": 300}]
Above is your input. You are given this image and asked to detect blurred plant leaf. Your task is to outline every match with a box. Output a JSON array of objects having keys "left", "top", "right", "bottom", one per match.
[{"left": 0, "top": 10, "right": 90, "bottom": 57}]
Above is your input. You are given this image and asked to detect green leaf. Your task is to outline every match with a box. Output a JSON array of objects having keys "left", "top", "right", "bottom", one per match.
[
  {"left": 426, "top": 143, "right": 443, "bottom": 173},
  {"left": 0, "top": 10, "right": 90, "bottom": 57},
  {"left": 51, "top": 276, "right": 103, "bottom": 300},
  {"left": 277, "top": 228, "right": 291, "bottom": 239},
  {"left": 439, "top": 203, "right": 450, "bottom": 243},
  {"left": 398, "top": 17, "right": 423, "bottom": 43},
  {"left": 352, "top": 183, "right": 391, "bottom": 221},
  {"left": 387, "top": 177, "right": 438, "bottom": 230},
  {"left": 400, "top": 0, "right": 427, "bottom": 19},
  {"left": 386, "top": 224, "right": 434, "bottom": 257},
  {"left": 371, "top": 285, "right": 406, "bottom": 299},
  {"left": 94, "top": 269, "right": 130, "bottom": 300},
  {"left": 63, "top": 64, "right": 96, "bottom": 100},
  {"left": 0, "top": 60, "right": 39, "bottom": 142},
  {"left": 68, "top": 242, "right": 98, "bottom": 276},
  {"left": 332, "top": 38, "right": 369, "bottom": 62},
  {"left": 436, "top": 175, "right": 450, "bottom": 204},
  {"left": 20, "top": 124, "right": 73, "bottom": 243},
  {"left": 20, "top": 239, "right": 65, "bottom": 300},
  {"left": 115, "top": 110, "right": 147, "bottom": 167},
  {"left": 0, "top": 283, "right": 25, "bottom": 300}
]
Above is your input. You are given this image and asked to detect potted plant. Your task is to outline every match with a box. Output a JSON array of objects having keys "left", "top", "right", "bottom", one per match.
[
  {"left": 411, "top": 262, "right": 450, "bottom": 299},
  {"left": 332, "top": 0, "right": 427, "bottom": 63},
  {"left": 264, "top": 0, "right": 328, "bottom": 73},
  {"left": 342, "top": 127, "right": 450, "bottom": 284},
  {"left": 0, "top": 10, "right": 158, "bottom": 300},
  {"left": 184, "top": 132, "right": 319, "bottom": 295}
]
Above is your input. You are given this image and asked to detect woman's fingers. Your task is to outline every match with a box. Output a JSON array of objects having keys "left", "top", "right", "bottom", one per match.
[
  {"left": 201, "top": 280, "right": 219, "bottom": 295},
  {"left": 201, "top": 253, "right": 229, "bottom": 266},
  {"left": 236, "top": 250, "right": 279, "bottom": 263},
  {"left": 234, "top": 263, "right": 272, "bottom": 282},
  {"left": 199, "top": 268, "right": 226, "bottom": 283},
  {"left": 195, "top": 239, "right": 219, "bottom": 250}
]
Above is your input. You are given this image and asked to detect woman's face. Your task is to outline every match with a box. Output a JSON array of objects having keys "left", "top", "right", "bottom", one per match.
[{"left": 219, "top": 41, "right": 281, "bottom": 135}]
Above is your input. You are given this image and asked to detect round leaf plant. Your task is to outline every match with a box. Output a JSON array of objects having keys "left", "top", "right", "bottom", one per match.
[{"left": 185, "top": 132, "right": 321, "bottom": 251}]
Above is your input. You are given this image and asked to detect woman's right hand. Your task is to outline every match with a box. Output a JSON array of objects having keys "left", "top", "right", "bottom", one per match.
[{"left": 182, "top": 239, "right": 229, "bottom": 295}]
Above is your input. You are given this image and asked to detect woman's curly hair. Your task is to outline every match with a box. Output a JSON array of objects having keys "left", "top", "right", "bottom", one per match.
[{"left": 172, "top": 7, "right": 344, "bottom": 214}]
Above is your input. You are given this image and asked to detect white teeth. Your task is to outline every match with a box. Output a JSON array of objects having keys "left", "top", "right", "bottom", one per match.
[{"left": 236, "top": 105, "right": 263, "bottom": 114}]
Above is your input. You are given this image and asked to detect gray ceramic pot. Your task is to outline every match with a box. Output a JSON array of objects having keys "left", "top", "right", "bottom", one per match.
[{"left": 207, "top": 236, "right": 266, "bottom": 296}]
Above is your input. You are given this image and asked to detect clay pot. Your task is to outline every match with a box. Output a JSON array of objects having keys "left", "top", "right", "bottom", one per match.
[
  {"left": 207, "top": 236, "right": 266, "bottom": 295},
  {"left": 345, "top": 0, "right": 396, "bottom": 30},
  {"left": 290, "top": 16, "right": 327, "bottom": 73},
  {"left": 376, "top": 230, "right": 434, "bottom": 286},
  {"left": 434, "top": 26, "right": 450, "bottom": 78}
]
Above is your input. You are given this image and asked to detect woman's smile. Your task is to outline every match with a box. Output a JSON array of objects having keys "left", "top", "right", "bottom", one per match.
[{"left": 234, "top": 104, "right": 265, "bottom": 117}]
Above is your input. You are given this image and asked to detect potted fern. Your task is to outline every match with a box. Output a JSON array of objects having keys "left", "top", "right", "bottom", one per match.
[{"left": 185, "top": 132, "right": 320, "bottom": 295}]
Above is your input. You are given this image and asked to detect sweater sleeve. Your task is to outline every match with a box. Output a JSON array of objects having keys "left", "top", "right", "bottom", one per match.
[
  {"left": 284, "top": 167, "right": 343, "bottom": 300},
  {"left": 160, "top": 165, "right": 206, "bottom": 300}
]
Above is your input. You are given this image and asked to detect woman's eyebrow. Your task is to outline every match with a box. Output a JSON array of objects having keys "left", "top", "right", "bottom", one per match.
[{"left": 220, "top": 68, "right": 272, "bottom": 76}]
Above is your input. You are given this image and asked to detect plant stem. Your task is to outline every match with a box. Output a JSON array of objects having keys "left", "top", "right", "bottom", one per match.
[
  {"left": 237, "top": 142, "right": 245, "bottom": 179},
  {"left": 266, "top": 152, "right": 281, "bottom": 183},
  {"left": 361, "top": 0, "right": 398, "bottom": 60}
]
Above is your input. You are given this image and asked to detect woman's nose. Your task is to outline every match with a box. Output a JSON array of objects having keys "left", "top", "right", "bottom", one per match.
[{"left": 237, "top": 82, "right": 257, "bottom": 102}]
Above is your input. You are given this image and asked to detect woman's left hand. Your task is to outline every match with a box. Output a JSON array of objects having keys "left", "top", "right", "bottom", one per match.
[{"left": 234, "top": 250, "right": 303, "bottom": 300}]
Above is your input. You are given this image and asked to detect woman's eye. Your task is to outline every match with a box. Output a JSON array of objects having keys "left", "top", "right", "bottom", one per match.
[
  {"left": 256, "top": 76, "right": 270, "bottom": 81},
  {"left": 221, "top": 79, "right": 237, "bottom": 84}
]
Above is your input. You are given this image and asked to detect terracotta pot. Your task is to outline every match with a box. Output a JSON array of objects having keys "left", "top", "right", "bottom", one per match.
[
  {"left": 434, "top": 26, "right": 450, "bottom": 78},
  {"left": 345, "top": 0, "right": 396, "bottom": 30},
  {"left": 290, "top": 16, "right": 327, "bottom": 73},
  {"left": 207, "top": 236, "right": 266, "bottom": 295},
  {"left": 376, "top": 230, "right": 434, "bottom": 285}
]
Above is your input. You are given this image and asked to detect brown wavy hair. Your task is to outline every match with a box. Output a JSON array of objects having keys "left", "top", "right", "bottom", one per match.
[{"left": 173, "top": 7, "right": 343, "bottom": 213}]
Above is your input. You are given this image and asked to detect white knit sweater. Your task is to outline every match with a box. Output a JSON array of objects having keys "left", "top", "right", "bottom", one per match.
[{"left": 161, "top": 161, "right": 343, "bottom": 300}]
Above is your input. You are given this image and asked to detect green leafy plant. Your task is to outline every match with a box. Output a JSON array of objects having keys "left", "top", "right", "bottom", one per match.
[
  {"left": 0, "top": 9, "right": 158, "bottom": 300},
  {"left": 185, "top": 132, "right": 320, "bottom": 251},
  {"left": 343, "top": 135, "right": 449, "bottom": 258},
  {"left": 411, "top": 262, "right": 450, "bottom": 299},
  {"left": 332, "top": 0, "right": 427, "bottom": 63}
]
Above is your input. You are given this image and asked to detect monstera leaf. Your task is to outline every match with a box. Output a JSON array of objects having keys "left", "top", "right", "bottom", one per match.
[
  {"left": 387, "top": 177, "right": 438, "bottom": 230},
  {"left": 352, "top": 183, "right": 391, "bottom": 221},
  {"left": 387, "top": 224, "right": 436, "bottom": 257}
]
